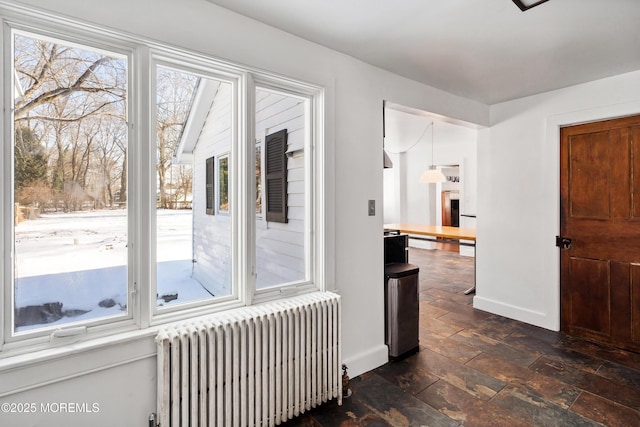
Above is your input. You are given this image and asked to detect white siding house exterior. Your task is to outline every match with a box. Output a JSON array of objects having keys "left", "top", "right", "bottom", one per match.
[
  {"left": 176, "top": 82, "right": 307, "bottom": 296},
  {"left": 254, "top": 88, "right": 307, "bottom": 289}
]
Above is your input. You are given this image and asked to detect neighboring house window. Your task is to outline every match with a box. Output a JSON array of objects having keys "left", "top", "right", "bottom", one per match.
[
  {"left": 255, "top": 142, "right": 263, "bottom": 215},
  {"left": 218, "top": 155, "right": 229, "bottom": 213},
  {"left": 1, "top": 6, "right": 323, "bottom": 354},
  {"left": 265, "top": 129, "right": 288, "bottom": 223},
  {"left": 206, "top": 156, "right": 215, "bottom": 215}
]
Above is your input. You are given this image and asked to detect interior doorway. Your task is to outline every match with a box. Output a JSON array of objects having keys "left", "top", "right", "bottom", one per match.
[
  {"left": 442, "top": 190, "right": 459, "bottom": 228},
  {"left": 438, "top": 166, "right": 460, "bottom": 252},
  {"left": 382, "top": 104, "right": 478, "bottom": 252}
]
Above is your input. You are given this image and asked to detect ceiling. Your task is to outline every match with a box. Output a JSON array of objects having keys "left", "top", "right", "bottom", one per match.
[{"left": 204, "top": 0, "right": 640, "bottom": 105}]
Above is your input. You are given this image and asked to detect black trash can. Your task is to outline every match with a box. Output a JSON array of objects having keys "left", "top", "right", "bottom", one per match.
[{"left": 384, "top": 262, "right": 419, "bottom": 358}]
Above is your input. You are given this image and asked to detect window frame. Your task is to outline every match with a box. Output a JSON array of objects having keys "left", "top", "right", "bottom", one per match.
[
  {"left": 0, "top": 6, "right": 325, "bottom": 357},
  {"left": 249, "top": 80, "right": 322, "bottom": 304},
  {"left": 10, "top": 29, "right": 134, "bottom": 334},
  {"left": 2, "top": 18, "right": 140, "bottom": 351},
  {"left": 147, "top": 54, "right": 243, "bottom": 325}
]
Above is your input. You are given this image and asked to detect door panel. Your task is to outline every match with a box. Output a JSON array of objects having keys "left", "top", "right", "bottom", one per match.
[
  {"left": 567, "top": 131, "right": 611, "bottom": 220},
  {"left": 611, "top": 262, "right": 631, "bottom": 343},
  {"left": 566, "top": 257, "right": 610, "bottom": 336},
  {"left": 561, "top": 116, "right": 640, "bottom": 351},
  {"left": 632, "top": 264, "right": 640, "bottom": 343},
  {"left": 633, "top": 126, "right": 640, "bottom": 218}
]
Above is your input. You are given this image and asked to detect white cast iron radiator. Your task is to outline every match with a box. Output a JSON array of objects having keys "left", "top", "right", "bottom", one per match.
[{"left": 156, "top": 292, "right": 341, "bottom": 427}]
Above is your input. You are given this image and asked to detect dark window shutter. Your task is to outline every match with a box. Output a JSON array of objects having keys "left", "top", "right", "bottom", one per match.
[
  {"left": 265, "top": 129, "right": 288, "bottom": 223},
  {"left": 206, "top": 156, "right": 214, "bottom": 215}
]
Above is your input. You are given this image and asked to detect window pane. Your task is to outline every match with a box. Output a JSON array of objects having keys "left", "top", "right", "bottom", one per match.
[
  {"left": 156, "top": 66, "right": 233, "bottom": 306},
  {"left": 218, "top": 156, "right": 229, "bottom": 212},
  {"left": 13, "top": 32, "right": 128, "bottom": 332},
  {"left": 256, "top": 144, "right": 262, "bottom": 214},
  {"left": 255, "top": 87, "right": 308, "bottom": 289}
]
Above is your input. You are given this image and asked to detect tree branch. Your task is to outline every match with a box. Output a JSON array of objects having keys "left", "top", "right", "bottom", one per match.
[
  {"left": 15, "top": 56, "right": 118, "bottom": 118},
  {"left": 15, "top": 99, "right": 124, "bottom": 123}
]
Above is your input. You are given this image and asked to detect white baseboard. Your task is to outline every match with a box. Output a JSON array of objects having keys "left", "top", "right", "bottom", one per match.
[
  {"left": 341, "top": 344, "right": 388, "bottom": 379},
  {"left": 473, "top": 296, "right": 559, "bottom": 332}
]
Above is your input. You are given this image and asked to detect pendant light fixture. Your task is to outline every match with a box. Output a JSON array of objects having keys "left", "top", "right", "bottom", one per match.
[{"left": 419, "top": 121, "right": 446, "bottom": 183}]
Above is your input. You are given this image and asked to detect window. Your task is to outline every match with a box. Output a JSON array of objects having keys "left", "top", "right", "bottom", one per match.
[
  {"left": 11, "top": 30, "right": 129, "bottom": 334},
  {"left": 206, "top": 156, "right": 214, "bottom": 215},
  {"left": 156, "top": 65, "right": 233, "bottom": 308},
  {"left": 254, "top": 86, "right": 310, "bottom": 290},
  {"left": 255, "top": 142, "right": 263, "bottom": 214},
  {"left": 218, "top": 155, "right": 229, "bottom": 213},
  {"left": 1, "top": 8, "right": 323, "bottom": 353}
]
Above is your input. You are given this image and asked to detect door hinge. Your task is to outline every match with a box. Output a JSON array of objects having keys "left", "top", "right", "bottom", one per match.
[{"left": 556, "top": 235, "right": 572, "bottom": 249}]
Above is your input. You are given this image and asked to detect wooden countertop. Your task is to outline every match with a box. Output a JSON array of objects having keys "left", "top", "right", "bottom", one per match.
[{"left": 384, "top": 223, "right": 476, "bottom": 241}]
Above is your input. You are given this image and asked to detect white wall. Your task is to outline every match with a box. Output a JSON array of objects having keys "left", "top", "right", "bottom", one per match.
[
  {"left": 1, "top": 0, "right": 489, "bottom": 425},
  {"left": 475, "top": 70, "right": 640, "bottom": 331},
  {"left": 1, "top": 356, "right": 156, "bottom": 426}
]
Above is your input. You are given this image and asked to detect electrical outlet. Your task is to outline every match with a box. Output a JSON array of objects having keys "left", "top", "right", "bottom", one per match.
[{"left": 368, "top": 200, "right": 375, "bottom": 216}]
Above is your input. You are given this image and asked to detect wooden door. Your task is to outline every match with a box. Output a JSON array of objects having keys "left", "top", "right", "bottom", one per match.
[
  {"left": 560, "top": 115, "right": 640, "bottom": 351},
  {"left": 439, "top": 191, "right": 459, "bottom": 252},
  {"left": 442, "top": 191, "right": 452, "bottom": 227}
]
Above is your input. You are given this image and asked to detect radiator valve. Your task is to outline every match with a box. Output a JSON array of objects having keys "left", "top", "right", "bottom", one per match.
[{"left": 342, "top": 364, "right": 352, "bottom": 398}]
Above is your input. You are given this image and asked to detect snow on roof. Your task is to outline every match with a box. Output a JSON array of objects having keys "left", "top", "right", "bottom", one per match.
[
  {"left": 173, "top": 79, "right": 221, "bottom": 164},
  {"left": 14, "top": 70, "right": 25, "bottom": 102}
]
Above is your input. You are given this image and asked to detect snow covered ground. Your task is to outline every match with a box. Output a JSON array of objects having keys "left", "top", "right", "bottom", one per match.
[{"left": 14, "top": 209, "right": 212, "bottom": 332}]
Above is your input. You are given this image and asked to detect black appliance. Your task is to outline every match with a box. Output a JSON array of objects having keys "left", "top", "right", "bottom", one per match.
[
  {"left": 384, "top": 232, "right": 408, "bottom": 264},
  {"left": 383, "top": 232, "right": 419, "bottom": 358}
]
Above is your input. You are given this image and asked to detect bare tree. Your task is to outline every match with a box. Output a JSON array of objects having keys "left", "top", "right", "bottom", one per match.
[
  {"left": 13, "top": 34, "right": 127, "bottom": 211},
  {"left": 14, "top": 38, "right": 125, "bottom": 123},
  {"left": 156, "top": 67, "right": 198, "bottom": 209},
  {"left": 94, "top": 116, "right": 127, "bottom": 208},
  {"left": 13, "top": 34, "right": 196, "bottom": 213}
]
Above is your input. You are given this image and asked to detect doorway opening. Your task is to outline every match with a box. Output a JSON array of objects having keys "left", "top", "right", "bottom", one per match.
[{"left": 382, "top": 103, "right": 477, "bottom": 258}]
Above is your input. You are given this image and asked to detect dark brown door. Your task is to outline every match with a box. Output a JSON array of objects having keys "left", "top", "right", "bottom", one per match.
[
  {"left": 560, "top": 115, "right": 640, "bottom": 351},
  {"left": 438, "top": 191, "right": 458, "bottom": 252}
]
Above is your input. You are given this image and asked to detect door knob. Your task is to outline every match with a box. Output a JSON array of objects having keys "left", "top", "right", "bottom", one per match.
[{"left": 555, "top": 236, "right": 572, "bottom": 249}]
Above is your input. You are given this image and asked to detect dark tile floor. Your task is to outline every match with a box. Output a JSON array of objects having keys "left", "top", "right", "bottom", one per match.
[{"left": 283, "top": 248, "right": 640, "bottom": 426}]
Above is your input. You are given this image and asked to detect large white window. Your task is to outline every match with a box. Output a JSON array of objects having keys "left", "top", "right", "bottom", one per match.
[{"left": 1, "top": 11, "right": 324, "bottom": 355}]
